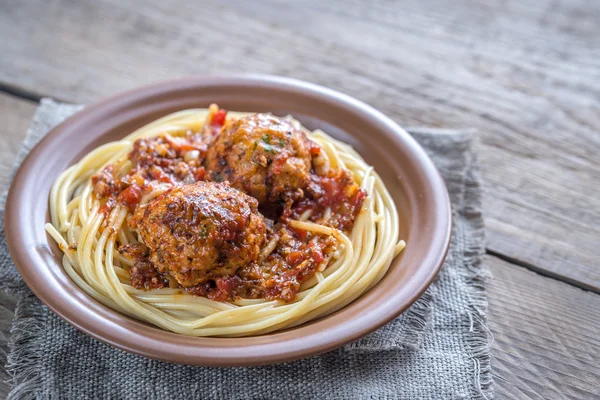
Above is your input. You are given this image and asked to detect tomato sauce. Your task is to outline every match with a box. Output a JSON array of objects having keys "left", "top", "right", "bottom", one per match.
[
  {"left": 98, "top": 108, "right": 366, "bottom": 303},
  {"left": 92, "top": 110, "right": 227, "bottom": 215}
]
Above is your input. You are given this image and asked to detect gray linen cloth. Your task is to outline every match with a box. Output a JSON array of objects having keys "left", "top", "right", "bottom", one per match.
[{"left": 1, "top": 100, "right": 493, "bottom": 399}]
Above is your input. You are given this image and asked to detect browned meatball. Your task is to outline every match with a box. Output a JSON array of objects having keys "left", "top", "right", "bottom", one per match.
[
  {"left": 131, "top": 181, "right": 267, "bottom": 287},
  {"left": 204, "top": 114, "right": 313, "bottom": 204}
]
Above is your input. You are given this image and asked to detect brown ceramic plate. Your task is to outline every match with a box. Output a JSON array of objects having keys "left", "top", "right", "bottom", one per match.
[{"left": 5, "top": 75, "right": 451, "bottom": 366}]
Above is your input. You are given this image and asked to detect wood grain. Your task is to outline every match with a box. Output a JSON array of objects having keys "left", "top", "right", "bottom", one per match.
[
  {"left": 487, "top": 255, "right": 600, "bottom": 399},
  {"left": 0, "top": 0, "right": 599, "bottom": 290},
  {"left": 0, "top": 93, "right": 36, "bottom": 189}
]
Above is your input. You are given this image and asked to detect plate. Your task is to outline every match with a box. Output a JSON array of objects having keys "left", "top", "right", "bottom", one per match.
[{"left": 5, "top": 75, "right": 451, "bottom": 366}]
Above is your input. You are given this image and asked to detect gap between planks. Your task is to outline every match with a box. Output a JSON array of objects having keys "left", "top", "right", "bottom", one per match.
[
  {"left": 0, "top": 81, "right": 45, "bottom": 103},
  {"left": 486, "top": 249, "right": 599, "bottom": 294}
]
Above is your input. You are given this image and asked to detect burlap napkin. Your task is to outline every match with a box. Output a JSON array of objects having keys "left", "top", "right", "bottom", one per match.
[{"left": 1, "top": 100, "right": 493, "bottom": 399}]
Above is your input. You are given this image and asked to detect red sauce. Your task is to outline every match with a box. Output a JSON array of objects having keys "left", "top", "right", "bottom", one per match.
[
  {"left": 183, "top": 275, "right": 244, "bottom": 302},
  {"left": 286, "top": 170, "right": 366, "bottom": 231},
  {"left": 98, "top": 197, "right": 117, "bottom": 218},
  {"left": 92, "top": 109, "right": 228, "bottom": 216},
  {"left": 118, "top": 184, "right": 142, "bottom": 211},
  {"left": 104, "top": 107, "right": 366, "bottom": 303},
  {"left": 212, "top": 109, "right": 227, "bottom": 126},
  {"left": 309, "top": 142, "right": 321, "bottom": 156},
  {"left": 120, "top": 244, "right": 168, "bottom": 290}
]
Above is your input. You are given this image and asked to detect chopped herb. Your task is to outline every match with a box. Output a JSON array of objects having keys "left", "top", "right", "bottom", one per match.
[
  {"left": 262, "top": 134, "right": 271, "bottom": 144},
  {"left": 198, "top": 225, "right": 208, "bottom": 239},
  {"left": 252, "top": 140, "right": 258, "bottom": 151},
  {"left": 263, "top": 144, "right": 276, "bottom": 154},
  {"left": 279, "top": 138, "right": 286, "bottom": 146}
]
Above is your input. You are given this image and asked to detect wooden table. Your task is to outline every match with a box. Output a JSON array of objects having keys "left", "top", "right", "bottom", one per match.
[{"left": 1, "top": 0, "right": 599, "bottom": 398}]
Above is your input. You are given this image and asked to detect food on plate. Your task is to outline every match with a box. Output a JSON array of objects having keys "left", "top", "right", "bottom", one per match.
[
  {"left": 205, "top": 113, "right": 314, "bottom": 204},
  {"left": 46, "top": 104, "right": 405, "bottom": 336}
]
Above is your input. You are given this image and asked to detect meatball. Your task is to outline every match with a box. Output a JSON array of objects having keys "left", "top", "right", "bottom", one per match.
[
  {"left": 204, "top": 113, "right": 313, "bottom": 204},
  {"left": 131, "top": 181, "right": 267, "bottom": 287}
]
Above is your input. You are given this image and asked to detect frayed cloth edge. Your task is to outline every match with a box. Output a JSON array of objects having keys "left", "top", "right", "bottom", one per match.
[
  {"left": 5, "top": 293, "right": 47, "bottom": 400},
  {"left": 460, "top": 141, "right": 494, "bottom": 400}
]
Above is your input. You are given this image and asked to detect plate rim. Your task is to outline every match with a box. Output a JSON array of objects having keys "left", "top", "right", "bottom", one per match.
[{"left": 4, "top": 74, "right": 451, "bottom": 366}]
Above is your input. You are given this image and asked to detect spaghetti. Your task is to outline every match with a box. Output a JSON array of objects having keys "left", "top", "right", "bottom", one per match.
[{"left": 45, "top": 106, "right": 404, "bottom": 337}]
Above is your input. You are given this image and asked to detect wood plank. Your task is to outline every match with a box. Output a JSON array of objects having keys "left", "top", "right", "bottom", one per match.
[
  {"left": 487, "top": 255, "right": 600, "bottom": 399},
  {"left": 0, "top": 0, "right": 598, "bottom": 289},
  {"left": 0, "top": 93, "right": 35, "bottom": 400},
  {"left": 0, "top": 93, "right": 36, "bottom": 189}
]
